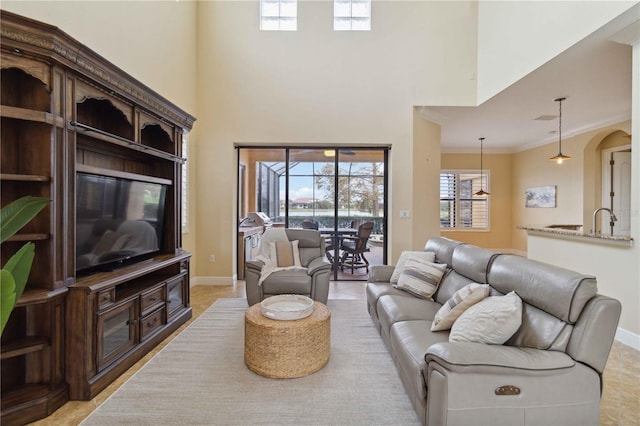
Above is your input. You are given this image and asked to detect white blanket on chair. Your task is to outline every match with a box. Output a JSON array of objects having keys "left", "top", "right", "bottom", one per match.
[{"left": 256, "top": 228, "right": 302, "bottom": 285}]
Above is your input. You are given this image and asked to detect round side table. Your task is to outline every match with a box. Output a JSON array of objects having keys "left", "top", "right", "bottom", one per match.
[{"left": 244, "top": 301, "right": 331, "bottom": 378}]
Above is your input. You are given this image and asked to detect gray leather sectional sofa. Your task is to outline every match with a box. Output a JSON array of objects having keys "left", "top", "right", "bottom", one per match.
[{"left": 367, "top": 237, "right": 621, "bottom": 425}]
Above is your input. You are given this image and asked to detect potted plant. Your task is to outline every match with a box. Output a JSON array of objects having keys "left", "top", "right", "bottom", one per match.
[{"left": 1, "top": 196, "right": 50, "bottom": 334}]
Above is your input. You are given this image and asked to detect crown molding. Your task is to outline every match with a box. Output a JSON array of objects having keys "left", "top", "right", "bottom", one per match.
[{"left": 1, "top": 10, "right": 196, "bottom": 130}]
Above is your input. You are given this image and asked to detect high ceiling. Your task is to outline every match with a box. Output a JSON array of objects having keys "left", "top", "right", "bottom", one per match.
[{"left": 424, "top": 6, "right": 638, "bottom": 154}]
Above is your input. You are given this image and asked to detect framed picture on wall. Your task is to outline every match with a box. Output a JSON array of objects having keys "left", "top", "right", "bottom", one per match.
[{"left": 525, "top": 185, "right": 556, "bottom": 208}]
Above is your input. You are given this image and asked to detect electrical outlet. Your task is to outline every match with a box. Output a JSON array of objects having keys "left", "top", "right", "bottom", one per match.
[{"left": 209, "top": 255, "right": 215, "bottom": 263}]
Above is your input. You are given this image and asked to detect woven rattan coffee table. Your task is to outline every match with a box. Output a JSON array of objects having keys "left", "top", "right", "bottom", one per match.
[{"left": 244, "top": 301, "right": 331, "bottom": 378}]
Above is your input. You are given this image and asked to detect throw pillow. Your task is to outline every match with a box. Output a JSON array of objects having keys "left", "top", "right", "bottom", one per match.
[
  {"left": 449, "top": 291, "right": 523, "bottom": 345},
  {"left": 270, "top": 240, "right": 301, "bottom": 268},
  {"left": 390, "top": 251, "right": 437, "bottom": 283},
  {"left": 431, "top": 283, "right": 490, "bottom": 331},
  {"left": 394, "top": 258, "right": 447, "bottom": 299}
]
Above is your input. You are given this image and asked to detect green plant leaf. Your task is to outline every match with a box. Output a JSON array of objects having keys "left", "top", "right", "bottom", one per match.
[
  {"left": 0, "top": 270, "right": 17, "bottom": 335},
  {"left": 0, "top": 196, "right": 50, "bottom": 244},
  {"left": 3, "top": 242, "right": 35, "bottom": 303}
]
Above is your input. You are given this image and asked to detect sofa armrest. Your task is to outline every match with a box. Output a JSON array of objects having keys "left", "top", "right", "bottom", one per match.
[
  {"left": 369, "top": 265, "right": 395, "bottom": 282},
  {"left": 244, "top": 260, "right": 265, "bottom": 306},
  {"left": 424, "top": 342, "right": 599, "bottom": 426},
  {"left": 246, "top": 259, "right": 265, "bottom": 273},
  {"left": 425, "top": 342, "right": 575, "bottom": 374},
  {"left": 307, "top": 257, "right": 331, "bottom": 275}
]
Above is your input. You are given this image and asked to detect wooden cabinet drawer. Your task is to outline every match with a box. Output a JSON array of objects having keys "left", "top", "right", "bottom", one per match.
[
  {"left": 141, "top": 286, "right": 165, "bottom": 315},
  {"left": 97, "top": 288, "right": 116, "bottom": 310},
  {"left": 140, "top": 307, "right": 166, "bottom": 341}
]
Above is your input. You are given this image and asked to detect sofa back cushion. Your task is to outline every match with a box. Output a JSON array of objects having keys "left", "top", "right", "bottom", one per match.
[
  {"left": 506, "top": 302, "right": 573, "bottom": 350},
  {"left": 488, "top": 255, "right": 597, "bottom": 324},
  {"left": 424, "top": 237, "right": 462, "bottom": 266},
  {"left": 451, "top": 244, "right": 500, "bottom": 284},
  {"left": 434, "top": 243, "right": 498, "bottom": 305},
  {"left": 434, "top": 270, "right": 474, "bottom": 305}
]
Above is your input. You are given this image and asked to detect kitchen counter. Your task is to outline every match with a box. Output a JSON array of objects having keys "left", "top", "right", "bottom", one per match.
[{"left": 519, "top": 225, "right": 633, "bottom": 247}]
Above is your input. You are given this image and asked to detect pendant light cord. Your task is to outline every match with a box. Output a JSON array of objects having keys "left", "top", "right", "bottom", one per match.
[{"left": 558, "top": 98, "right": 563, "bottom": 153}]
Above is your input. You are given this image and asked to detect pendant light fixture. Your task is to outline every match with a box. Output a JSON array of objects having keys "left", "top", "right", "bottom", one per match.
[
  {"left": 549, "top": 97, "right": 571, "bottom": 164},
  {"left": 475, "top": 137, "right": 490, "bottom": 196}
]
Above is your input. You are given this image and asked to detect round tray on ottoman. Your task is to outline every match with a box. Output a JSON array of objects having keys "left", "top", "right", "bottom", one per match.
[
  {"left": 244, "top": 300, "right": 331, "bottom": 379},
  {"left": 260, "top": 294, "right": 314, "bottom": 320}
]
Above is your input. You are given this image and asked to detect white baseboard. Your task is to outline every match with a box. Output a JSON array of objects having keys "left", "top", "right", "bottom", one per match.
[
  {"left": 190, "top": 276, "right": 236, "bottom": 286},
  {"left": 615, "top": 327, "right": 640, "bottom": 351}
]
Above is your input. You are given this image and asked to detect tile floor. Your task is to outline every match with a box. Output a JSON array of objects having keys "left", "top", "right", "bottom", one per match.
[{"left": 31, "top": 282, "right": 639, "bottom": 426}]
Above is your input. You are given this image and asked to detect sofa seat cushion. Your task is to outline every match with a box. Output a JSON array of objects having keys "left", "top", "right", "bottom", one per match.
[
  {"left": 261, "top": 269, "right": 311, "bottom": 295},
  {"left": 366, "top": 282, "right": 413, "bottom": 319},
  {"left": 378, "top": 295, "right": 441, "bottom": 343},
  {"left": 390, "top": 320, "right": 450, "bottom": 412},
  {"left": 426, "top": 342, "right": 575, "bottom": 372}
]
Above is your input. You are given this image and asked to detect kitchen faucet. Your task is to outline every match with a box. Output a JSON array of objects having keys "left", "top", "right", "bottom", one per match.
[{"left": 591, "top": 208, "right": 618, "bottom": 235}]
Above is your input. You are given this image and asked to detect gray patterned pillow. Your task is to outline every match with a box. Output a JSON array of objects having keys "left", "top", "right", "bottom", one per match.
[
  {"left": 449, "top": 291, "right": 523, "bottom": 344},
  {"left": 390, "top": 251, "right": 436, "bottom": 283},
  {"left": 431, "top": 283, "right": 490, "bottom": 331},
  {"left": 394, "top": 258, "right": 447, "bottom": 299}
]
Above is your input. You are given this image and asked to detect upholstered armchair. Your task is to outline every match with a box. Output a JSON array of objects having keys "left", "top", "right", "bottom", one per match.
[{"left": 245, "top": 229, "right": 331, "bottom": 306}]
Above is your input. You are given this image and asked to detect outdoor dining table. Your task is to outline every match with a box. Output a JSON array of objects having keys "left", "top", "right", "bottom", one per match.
[{"left": 319, "top": 228, "right": 358, "bottom": 263}]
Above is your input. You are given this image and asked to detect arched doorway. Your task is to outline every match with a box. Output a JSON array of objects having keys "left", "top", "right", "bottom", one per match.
[{"left": 584, "top": 129, "right": 632, "bottom": 236}]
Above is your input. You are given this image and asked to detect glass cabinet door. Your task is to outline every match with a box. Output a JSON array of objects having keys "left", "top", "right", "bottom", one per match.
[
  {"left": 96, "top": 299, "right": 137, "bottom": 370},
  {"left": 167, "top": 275, "right": 187, "bottom": 318}
]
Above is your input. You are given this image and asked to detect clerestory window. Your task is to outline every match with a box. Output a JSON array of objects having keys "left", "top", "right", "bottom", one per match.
[
  {"left": 334, "top": 0, "right": 371, "bottom": 31},
  {"left": 261, "top": 0, "right": 297, "bottom": 31},
  {"left": 440, "top": 171, "right": 490, "bottom": 230}
]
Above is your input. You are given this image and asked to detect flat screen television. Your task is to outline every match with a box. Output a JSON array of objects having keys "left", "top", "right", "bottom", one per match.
[{"left": 76, "top": 171, "right": 168, "bottom": 273}]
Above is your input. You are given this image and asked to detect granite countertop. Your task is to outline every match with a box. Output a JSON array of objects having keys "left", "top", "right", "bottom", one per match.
[
  {"left": 518, "top": 225, "right": 634, "bottom": 247},
  {"left": 238, "top": 225, "right": 263, "bottom": 236}
]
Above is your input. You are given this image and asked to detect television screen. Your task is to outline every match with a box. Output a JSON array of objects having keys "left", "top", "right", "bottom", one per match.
[{"left": 76, "top": 172, "right": 168, "bottom": 273}]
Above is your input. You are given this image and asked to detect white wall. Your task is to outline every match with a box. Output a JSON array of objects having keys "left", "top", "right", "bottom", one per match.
[
  {"left": 2, "top": 1, "right": 198, "bottom": 114},
  {"left": 476, "top": 1, "right": 639, "bottom": 103},
  {"left": 195, "top": 1, "right": 477, "bottom": 278}
]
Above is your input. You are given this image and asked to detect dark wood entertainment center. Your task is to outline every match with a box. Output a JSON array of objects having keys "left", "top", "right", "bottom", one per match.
[{"left": 0, "top": 11, "right": 196, "bottom": 424}]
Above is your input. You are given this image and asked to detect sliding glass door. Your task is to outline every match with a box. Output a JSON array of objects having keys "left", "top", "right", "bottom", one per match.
[{"left": 237, "top": 147, "right": 388, "bottom": 281}]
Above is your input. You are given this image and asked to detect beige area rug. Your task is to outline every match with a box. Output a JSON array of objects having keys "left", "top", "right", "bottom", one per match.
[{"left": 82, "top": 298, "right": 420, "bottom": 425}]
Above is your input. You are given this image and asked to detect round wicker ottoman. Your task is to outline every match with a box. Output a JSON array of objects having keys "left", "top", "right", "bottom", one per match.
[{"left": 244, "top": 301, "right": 331, "bottom": 379}]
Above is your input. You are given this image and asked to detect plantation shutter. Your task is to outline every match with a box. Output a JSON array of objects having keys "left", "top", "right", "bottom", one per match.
[
  {"left": 439, "top": 173, "right": 456, "bottom": 228},
  {"left": 440, "top": 171, "right": 489, "bottom": 230}
]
